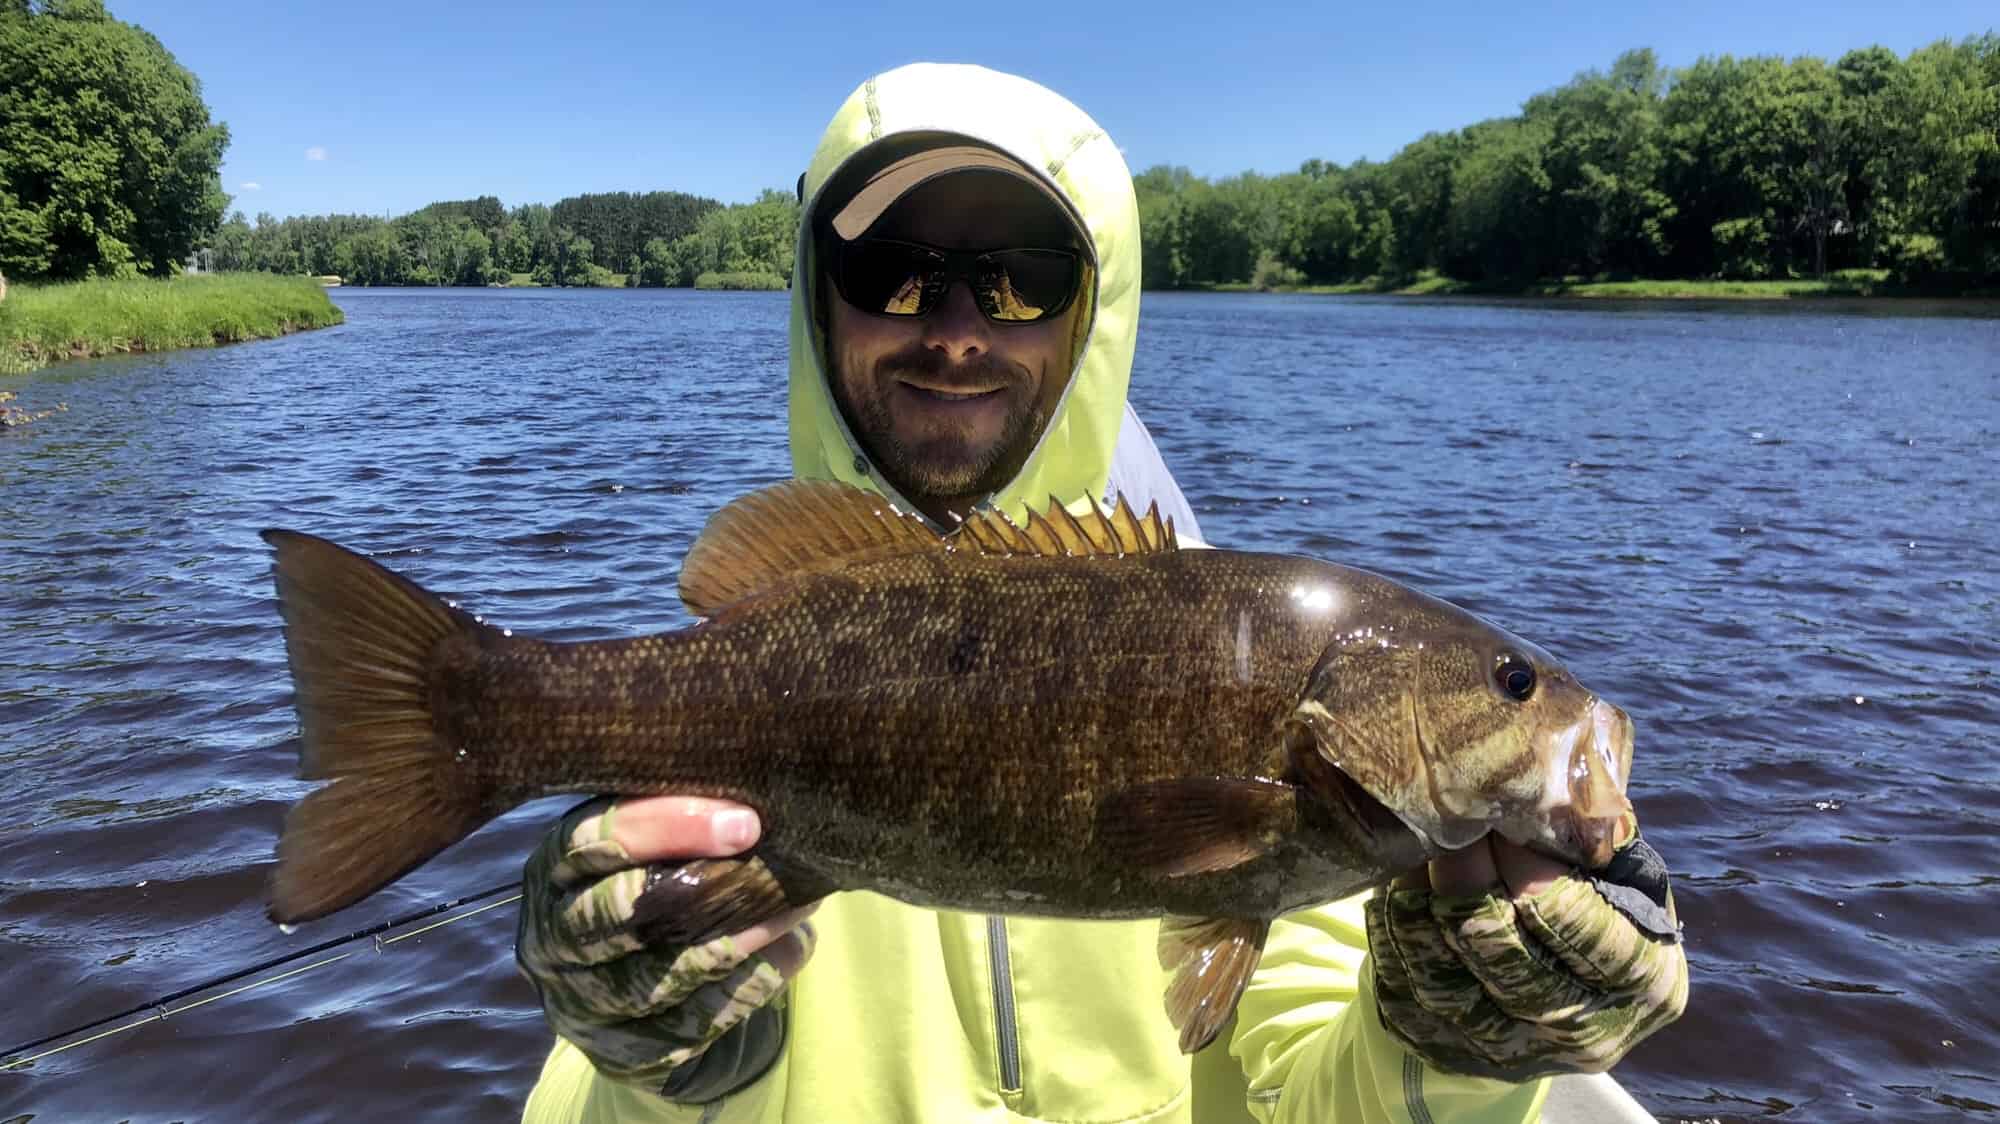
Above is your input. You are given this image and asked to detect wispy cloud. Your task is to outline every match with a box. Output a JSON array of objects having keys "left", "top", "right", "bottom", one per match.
[
  {"left": 304, "top": 146, "right": 328, "bottom": 162},
  {"left": 239, "top": 181, "right": 262, "bottom": 191}
]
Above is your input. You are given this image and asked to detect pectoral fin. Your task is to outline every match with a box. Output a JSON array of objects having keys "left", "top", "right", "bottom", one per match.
[
  {"left": 1159, "top": 915, "right": 1269, "bottom": 1053},
  {"left": 1096, "top": 778, "right": 1298, "bottom": 877},
  {"left": 629, "top": 854, "right": 830, "bottom": 948}
]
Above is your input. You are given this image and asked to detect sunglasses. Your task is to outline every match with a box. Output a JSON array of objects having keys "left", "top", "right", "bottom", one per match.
[{"left": 828, "top": 238, "right": 1083, "bottom": 325}]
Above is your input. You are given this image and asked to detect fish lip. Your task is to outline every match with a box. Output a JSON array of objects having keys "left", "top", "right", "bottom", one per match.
[{"left": 1593, "top": 698, "right": 1633, "bottom": 785}]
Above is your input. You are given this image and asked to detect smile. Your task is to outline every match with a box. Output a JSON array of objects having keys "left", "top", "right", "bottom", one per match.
[{"left": 899, "top": 380, "right": 1003, "bottom": 402}]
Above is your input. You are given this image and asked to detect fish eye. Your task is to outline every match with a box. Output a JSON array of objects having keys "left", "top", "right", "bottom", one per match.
[{"left": 1493, "top": 653, "right": 1536, "bottom": 701}]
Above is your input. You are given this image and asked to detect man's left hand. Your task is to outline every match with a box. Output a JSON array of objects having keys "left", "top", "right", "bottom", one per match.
[{"left": 1363, "top": 813, "right": 1689, "bottom": 1082}]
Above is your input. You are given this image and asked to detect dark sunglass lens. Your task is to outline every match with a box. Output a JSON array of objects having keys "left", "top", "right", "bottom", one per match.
[
  {"left": 843, "top": 242, "right": 940, "bottom": 316},
  {"left": 979, "top": 250, "right": 1077, "bottom": 322}
]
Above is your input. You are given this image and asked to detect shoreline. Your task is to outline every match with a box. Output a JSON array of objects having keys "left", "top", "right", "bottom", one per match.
[
  {"left": 1203, "top": 273, "right": 1999, "bottom": 301},
  {"left": 0, "top": 274, "right": 345, "bottom": 376}
]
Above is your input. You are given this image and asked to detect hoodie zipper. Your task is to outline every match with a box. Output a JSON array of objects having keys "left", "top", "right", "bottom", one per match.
[{"left": 986, "top": 914, "right": 1022, "bottom": 1093}]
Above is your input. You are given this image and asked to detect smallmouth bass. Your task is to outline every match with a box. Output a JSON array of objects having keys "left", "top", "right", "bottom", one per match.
[{"left": 262, "top": 480, "right": 1635, "bottom": 1051}]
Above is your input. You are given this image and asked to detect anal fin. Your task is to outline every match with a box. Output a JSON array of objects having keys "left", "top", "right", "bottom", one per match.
[{"left": 1160, "top": 915, "right": 1270, "bottom": 1053}]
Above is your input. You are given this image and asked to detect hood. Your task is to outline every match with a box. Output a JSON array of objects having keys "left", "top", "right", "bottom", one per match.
[{"left": 789, "top": 63, "right": 1141, "bottom": 526}]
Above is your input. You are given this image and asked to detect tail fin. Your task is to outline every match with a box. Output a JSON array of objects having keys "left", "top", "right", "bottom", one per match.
[{"left": 262, "top": 530, "right": 502, "bottom": 924}]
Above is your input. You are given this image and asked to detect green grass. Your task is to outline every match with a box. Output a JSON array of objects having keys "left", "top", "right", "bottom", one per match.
[
  {"left": 1520, "top": 269, "right": 1891, "bottom": 298},
  {"left": 1, "top": 273, "right": 344, "bottom": 375},
  {"left": 694, "top": 271, "right": 789, "bottom": 291},
  {"left": 503, "top": 271, "right": 627, "bottom": 287},
  {"left": 1203, "top": 268, "right": 1911, "bottom": 299}
]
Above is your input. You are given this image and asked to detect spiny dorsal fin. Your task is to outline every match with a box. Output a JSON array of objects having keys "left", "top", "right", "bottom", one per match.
[
  {"left": 679, "top": 480, "right": 942, "bottom": 615},
  {"left": 956, "top": 493, "right": 1177, "bottom": 559}
]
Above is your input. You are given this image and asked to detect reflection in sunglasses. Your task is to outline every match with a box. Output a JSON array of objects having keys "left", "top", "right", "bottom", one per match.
[
  {"left": 886, "top": 276, "right": 925, "bottom": 315},
  {"left": 988, "top": 274, "right": 1043, "bottom": 320},
  {"left": 834, "top": 239, "right": 1079, "bottom": 324}
]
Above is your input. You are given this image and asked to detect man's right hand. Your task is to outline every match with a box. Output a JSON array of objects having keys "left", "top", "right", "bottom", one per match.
[{"left": 516, "top": 796, "right": 818, "bottom": 1092}]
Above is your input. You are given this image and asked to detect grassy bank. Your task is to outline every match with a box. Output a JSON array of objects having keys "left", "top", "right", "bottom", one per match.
[
  {"left": 1209, "top": 268, "right": 1999, "bottom": 300},
  {"left": 499, "top": 271, "right": 783, "bottom": 290},
  {"left": 503, "top": 271, "right": 630, "bottom": 288},
  {"left": 0, "top": 273, "right": 344, "bottom": 375},
  {"left": 694, "top": 271, "right": 788, "bottom": 291}
]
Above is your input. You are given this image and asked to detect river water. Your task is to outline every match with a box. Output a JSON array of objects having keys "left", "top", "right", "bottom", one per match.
[{"left": 1, "top": 288, "right": 1995, "bottom": 1122}]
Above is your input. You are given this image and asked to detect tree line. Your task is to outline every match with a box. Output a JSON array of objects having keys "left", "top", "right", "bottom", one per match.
[
  {"left": 199, "top": 189, "right": 801, "bottom": 288},
  {"left": 3, "top": 0, "right": 1994, "bottom": 290},
  {"left": 1136, "top": 42, "right": 1998, "bottom": 288},
  {"left": 245, "top": 39, "right": 1993, "bottom": 292}
]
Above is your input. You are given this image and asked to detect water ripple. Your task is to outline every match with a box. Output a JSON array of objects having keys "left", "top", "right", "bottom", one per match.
[{"left": 1, "top": 289, "right": 1994, "bottom": 1120}]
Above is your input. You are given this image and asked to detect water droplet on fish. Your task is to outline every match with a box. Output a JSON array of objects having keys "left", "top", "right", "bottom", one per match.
[{"left": 279, "top": 923, "right": 298, "bottom": 935}]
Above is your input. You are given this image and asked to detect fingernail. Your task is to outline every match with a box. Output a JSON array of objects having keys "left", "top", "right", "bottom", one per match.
[{"left": 715, "top": 809, "right": 760, "bottom": 851}]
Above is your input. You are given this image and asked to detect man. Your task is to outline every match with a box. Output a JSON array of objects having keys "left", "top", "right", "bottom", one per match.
[{"left": 518, "top": 63, "right": 1686, "bottom": 1123}]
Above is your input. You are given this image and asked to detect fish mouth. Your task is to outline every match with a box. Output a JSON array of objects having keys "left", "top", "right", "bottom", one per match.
[{"left": 1520, "top": 697, "right": 1635, "bottom": 867}]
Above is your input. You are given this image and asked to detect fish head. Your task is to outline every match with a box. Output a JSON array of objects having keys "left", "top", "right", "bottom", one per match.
[{"left": 1284, "top": 591, "right": 1634, "bottom": 870}]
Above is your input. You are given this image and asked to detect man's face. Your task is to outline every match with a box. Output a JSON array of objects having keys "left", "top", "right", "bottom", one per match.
[{"left": 824, "top": 171, "right": 1083, "bottom": 515}]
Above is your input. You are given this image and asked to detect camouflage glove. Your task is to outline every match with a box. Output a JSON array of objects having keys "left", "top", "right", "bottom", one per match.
[
  {"left": 1363, "top": 813, "right": 1688, "bottom": 1081},
  {"left": 515, "top": 796, "right": 817, "bottom": 1094}
]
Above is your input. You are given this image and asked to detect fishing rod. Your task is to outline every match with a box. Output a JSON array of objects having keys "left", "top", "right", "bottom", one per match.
[{"left": 1, "top": 880, "right": 523, "bottom": 1071}]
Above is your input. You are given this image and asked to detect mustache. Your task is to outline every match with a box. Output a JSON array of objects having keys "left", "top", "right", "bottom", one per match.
[{"left": 876, "top": 344, "right": 1029, "bottom": 390}]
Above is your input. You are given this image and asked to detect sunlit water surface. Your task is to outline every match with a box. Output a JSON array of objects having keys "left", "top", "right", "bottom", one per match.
[{"left": 2, "top": 288, "right": 1995, "bottom": 1122}]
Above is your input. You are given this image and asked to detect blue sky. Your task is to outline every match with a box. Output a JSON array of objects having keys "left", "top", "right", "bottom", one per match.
[{"left": 114, "top": 0, "right": 1995, "bottom": 222}]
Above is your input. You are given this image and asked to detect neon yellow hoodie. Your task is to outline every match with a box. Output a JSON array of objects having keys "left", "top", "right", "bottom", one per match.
[{"left": 523, "top": 63, "right": 1550, "bottom": 1124}]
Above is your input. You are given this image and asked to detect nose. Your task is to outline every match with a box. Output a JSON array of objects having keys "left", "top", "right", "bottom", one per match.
[{"left": 920, "top": 280, "right": 990, "bottom": 362}]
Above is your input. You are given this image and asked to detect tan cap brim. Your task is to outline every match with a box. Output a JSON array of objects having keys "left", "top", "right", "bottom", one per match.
[{"left": 826, "top": 143, "right": 1069, "bottom": 241}]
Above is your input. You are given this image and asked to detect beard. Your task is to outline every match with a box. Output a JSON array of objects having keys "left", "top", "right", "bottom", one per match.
[{"left": 837, "top": 343, "right": 1050, "bottom": 502}]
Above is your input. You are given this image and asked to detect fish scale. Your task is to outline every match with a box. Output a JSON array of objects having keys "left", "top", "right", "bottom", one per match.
[{"left": 260, "top": 478, "right": 1634, "bottom": 1053}]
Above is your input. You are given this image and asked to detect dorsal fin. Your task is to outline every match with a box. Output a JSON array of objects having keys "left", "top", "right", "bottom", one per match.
[
  {"left": 678, "top": 484, "right": 1180, "bottom": 616},
  {"left": 957, "top": 493, "right": 1177, "bottom": 558},
  {"left": 678, "top": 480, "right": 942, "bottom": 615}
]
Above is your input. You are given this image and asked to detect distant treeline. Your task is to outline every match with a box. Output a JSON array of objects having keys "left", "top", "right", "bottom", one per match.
[
  {"left": 8, "top": 0, "right": 1993, "bottom": 292},
  {"left": 1134, "top": 42, "right": 1999, "bottom": 289},
  {"left": 201, "top": 189, "right": 800, "bottom": 288},
  {"left": 208, "top": 41, "right": 1998, "bottom": 293}
]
